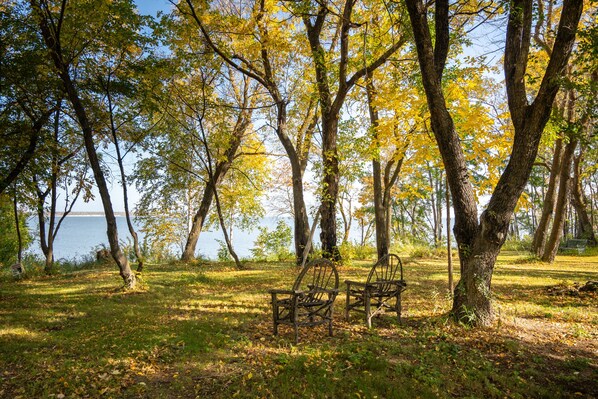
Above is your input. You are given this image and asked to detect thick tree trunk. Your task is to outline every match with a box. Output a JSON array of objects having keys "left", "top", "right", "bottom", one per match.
[
  {"left": 531, "top": 138, "right": 564, "bottom": 256},
  {"left": 33, "top": 1, "right": 136, "bottom": 288},
  {"left": 542, "top": 140, "right": 578, "bottom": 262},
  {"left": 572, "top": 150, "right": 596, "bottom": 244}
]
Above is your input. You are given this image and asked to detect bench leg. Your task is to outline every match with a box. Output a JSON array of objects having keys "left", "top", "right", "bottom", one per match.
[
  {"left": 328, "top": 306, "right": 334, "bottom": 337},
  {"left": 365, "top": 291, "right": 372, "bottom": 328},
  {"left": 396, "top": 293, "right": 402, "bottom": 324},
  {"left": 294, "top": 323, "right": 299, "bottom": 344},
  {"left": 272, "top": 300, "right": 279, "bottom": 335},
  {"left": 345, "top": 287, "right": 350, "bottom": 321}
]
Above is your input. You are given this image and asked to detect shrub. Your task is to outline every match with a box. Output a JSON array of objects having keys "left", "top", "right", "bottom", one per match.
[
  {"left": 502, "top": 236, "right": 532, "bottom": 251},
  {"left": 338, "top": 241, "right": 376, "bottom": 262},
  {"left": 216, "top": 239, "right": 232, "bottom": 262},
  {"left": 250, "top": 220, "right": 293, "bottom": 261}
]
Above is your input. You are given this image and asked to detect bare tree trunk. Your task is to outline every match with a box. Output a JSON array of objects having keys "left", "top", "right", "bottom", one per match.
[{"left": 542, "top": 140, "right": 578, "bottom": 262}]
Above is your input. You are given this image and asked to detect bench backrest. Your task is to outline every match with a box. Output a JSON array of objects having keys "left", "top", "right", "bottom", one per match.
[
  {"left": 293, "top": 258, "right": 339, "bottom": 302},
  {"left": 367, "top": 254, "right": 403, "bottom": 288}
]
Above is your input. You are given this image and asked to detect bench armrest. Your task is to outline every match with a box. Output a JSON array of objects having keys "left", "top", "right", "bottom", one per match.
[
  {"left": 268, "top": 289, "right": 295, "bottom": 295},
  {"left": 369, "top": 279, "right": 406, "bottom": 285},
  {"left": 345, "top": 280, "right": 367, "bottom": 287}
]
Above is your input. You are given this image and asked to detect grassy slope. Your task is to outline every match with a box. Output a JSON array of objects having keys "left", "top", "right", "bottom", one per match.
[{"left": 0, "top": 253, "right": 596, "bottom": 398}]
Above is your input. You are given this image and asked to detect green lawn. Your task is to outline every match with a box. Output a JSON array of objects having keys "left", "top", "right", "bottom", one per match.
[{"left": 0, "top": 253, "right": 596, "bottom": 398}]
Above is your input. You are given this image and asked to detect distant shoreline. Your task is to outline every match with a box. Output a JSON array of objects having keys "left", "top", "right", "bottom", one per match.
[{"left": 54, "top": 212, "right": 129, "bottom": 217}]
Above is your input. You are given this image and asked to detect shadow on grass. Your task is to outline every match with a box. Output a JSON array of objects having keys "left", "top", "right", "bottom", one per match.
[{"left": 1, "top": 258, "right": 597, "bottom": 398}]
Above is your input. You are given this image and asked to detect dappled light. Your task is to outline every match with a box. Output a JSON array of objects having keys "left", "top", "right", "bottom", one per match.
[{"left": 1, "top": 254, "right": 596, "bottom": 398}]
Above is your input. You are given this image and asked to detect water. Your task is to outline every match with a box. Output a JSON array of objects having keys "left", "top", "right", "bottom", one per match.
[{"left": 26, "top": 215, "right": 288, "bottom": 261}]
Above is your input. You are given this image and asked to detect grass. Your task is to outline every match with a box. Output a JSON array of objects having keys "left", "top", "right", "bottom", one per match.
[{"left": 0, "top": 253, "right": 596, "bottom": 398}]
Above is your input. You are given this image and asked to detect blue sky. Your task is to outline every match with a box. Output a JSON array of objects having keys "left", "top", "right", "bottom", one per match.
[{"left": 135, "top": 0, "right": 172, "bottom": 17}]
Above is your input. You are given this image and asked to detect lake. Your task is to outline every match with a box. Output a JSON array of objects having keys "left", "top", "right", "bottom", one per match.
[{"left": 26, "top": 215, "right": 290, "bottom": 261}]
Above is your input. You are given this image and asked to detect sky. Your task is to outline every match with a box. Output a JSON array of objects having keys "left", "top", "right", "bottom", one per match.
[{"left": 135, "top": 0, "right": 172, "bottom": 17}]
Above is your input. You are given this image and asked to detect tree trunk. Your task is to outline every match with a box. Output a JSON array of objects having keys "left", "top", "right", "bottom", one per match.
[
  {"left": 446, "top": 174, "right": 453, "bottom": 294},
  {"left": 571, "top": 147, "right": 597, "bottom": 244},
  {"left": 182, "top": 0, "right": 313, "bottom": 266},
  {"left": 302, "top": 0, "right": 404, "bottom": 262},
  {"left": 32, "top": 0, "right": 136, "bottom": 288},
  {"left": 339, "top": 192, "right": 352, "bottom": 244},
  {"left": 181, "top": 180, "right": 216, "bottom": 261},
  {"left": 106, "top": 87, "right": 144, "bottom": 273},
  {"left": 542, "top": 140, "right": 578, "bottom": 262},
  {"left": 368, "top": 81, "right": 388, "bottom": 260},
  {"left": 531, "top": 139, "right": 563, "bottom": 256},
  {"left": 274, "top": 103, "right": 312, "bottom": 265},
  {"left": 213, "top": 181, "right": 243, "bottom": 269},
  {"left": 319, "top": 116, "right": 342, "bottom": 261},
  {"left": 13, "top": 190, "right": 22, "bottom": 264},
  {"left": 44, "top": 112, "right": 59, "bottom": 274}
]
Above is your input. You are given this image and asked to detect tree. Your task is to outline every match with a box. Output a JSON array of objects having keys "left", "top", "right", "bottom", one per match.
[
  {"left": 406, "top": 0, "right": 583, "bottom": 325},
  {"left": 297, "top": 0, "right": 407, "bottom": 261},
  {"left": 176, "top": 0, "right": 317, "bottom": 265},
  {"left": 30, "top": 0, "right": 148, "bottom": 288},
  {"left": 365, "top": 75, "right": 411, "bottom": 258},
  {"left": 0, "top": 1, "right": 56, "bottom": 195},
  {"left": 32, "top": 101, "right": 90, "bottom": 273},
  {"left": 531, "top": 1, "right": 597, "bottom": 260}
]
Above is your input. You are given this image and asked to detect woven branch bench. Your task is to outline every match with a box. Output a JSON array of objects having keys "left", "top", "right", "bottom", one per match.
[{"left": 345, "top": 254, "right": 407, "bottom": 328}]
